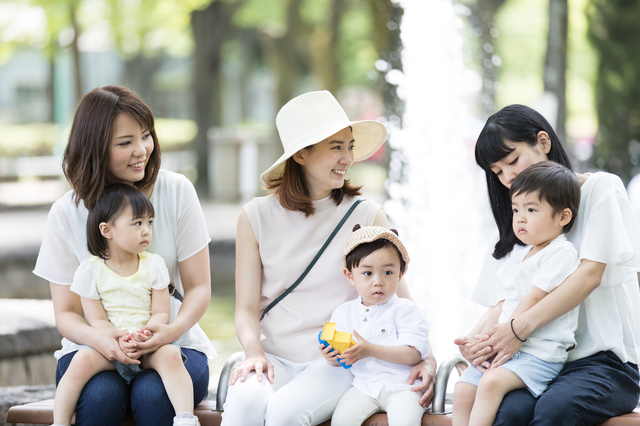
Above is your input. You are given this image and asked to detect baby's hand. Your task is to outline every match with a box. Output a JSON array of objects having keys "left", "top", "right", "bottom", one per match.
[
  {"left": 131, "top": 329, "right": 153, "bottom": 342},
  {"left": 339, "top": 330, "right": 372, "bottom": 365},
  {"left": 319, "top": 343, "right": 340, "bottom": 366},
  {"left": 118, "top": 333, "right": 141, "bottom": 359}
]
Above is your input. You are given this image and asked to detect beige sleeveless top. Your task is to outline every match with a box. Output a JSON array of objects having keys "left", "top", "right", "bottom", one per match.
[{"left": 243, "top": 194, "right": 382, "bottom": 362}]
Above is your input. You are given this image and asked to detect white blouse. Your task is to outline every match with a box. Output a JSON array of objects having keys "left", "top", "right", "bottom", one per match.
[
  {"left": 473, "top": 172, "right": 640, "bottom": 363},
  {"left": 34, "top": 170, "right": 216, "bottom": 359},
  {"left": 330, "top": 295, "right": 430, "bottom": 398}
]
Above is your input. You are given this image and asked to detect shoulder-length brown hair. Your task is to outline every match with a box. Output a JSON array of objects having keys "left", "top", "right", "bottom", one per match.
[
  {"left": 266, "top": 157, "right": 361, "bottom": 217},
  {"left": 62, "top": 85, "right": 161, "bottom": 210}
]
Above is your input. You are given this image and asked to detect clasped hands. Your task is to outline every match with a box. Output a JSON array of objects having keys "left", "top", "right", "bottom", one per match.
[{"left": 455, "top": 321, "right": 525, "bottom": 372}]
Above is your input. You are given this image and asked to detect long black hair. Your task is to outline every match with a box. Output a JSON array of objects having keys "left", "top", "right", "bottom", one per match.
[{"left": 475, "top": 104, "right": 573, "bottom": 259}]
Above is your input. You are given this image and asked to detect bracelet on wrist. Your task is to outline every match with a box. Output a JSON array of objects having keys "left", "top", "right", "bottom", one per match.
[{"left": 510, "top": 318, "right": 527, "bottom": 343}]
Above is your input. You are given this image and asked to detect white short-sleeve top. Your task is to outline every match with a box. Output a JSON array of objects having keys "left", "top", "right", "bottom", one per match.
[
  {"left": 243, "top": 194, "right": 382, "bottom": 363},
  {"left": 473, "top": 172, "right": 640, "bottom": 363},
  {"left": 33, "top": 170, "right": 216, "bottom": 359},
  {"left": 496, "top": 235, "right": 580, "bottom": 363},
  {"left": 70, "top": 252, "right": 170, "bottom": 333},
  {"left": 330, "top": 295, "right": 430, "bottom": 398}
]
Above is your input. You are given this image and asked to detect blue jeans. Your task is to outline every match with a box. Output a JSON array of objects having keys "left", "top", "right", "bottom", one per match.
[
  {"left": 494, "top": 351, "right": 640, "bottom": 426},
  {"left": 56, "top": 348, "right": 209, "bottom": 426}
]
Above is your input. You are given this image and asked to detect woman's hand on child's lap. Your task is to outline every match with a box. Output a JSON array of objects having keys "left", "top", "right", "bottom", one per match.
[
  {"left": 92, "top": 328, "right": 140, "bottom": 364},
  {"left": 454, "top": 335, "right": 491, "bottom": 364},
  {"left": 136, "top": 323, "right": 174, "bottom": 355},
  {"left": 319, "top": 344, "right": 341, "bottom": 366},
  {"left": 229, "top": 354, "right": 275, "bottom": 385},
  {"left": 469, "top": 323, "right": 522, "bottom": 369},
  {"left": 340, "top": 331, "right": 372, "bottom": 365},
  {"left": 408, "top": 360, "right": 436, "bottom": 408}
]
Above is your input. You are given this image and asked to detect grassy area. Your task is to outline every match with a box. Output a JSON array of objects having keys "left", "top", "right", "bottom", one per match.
[{"left": 198, "top": 296, "right": 237, "bottom": 341}]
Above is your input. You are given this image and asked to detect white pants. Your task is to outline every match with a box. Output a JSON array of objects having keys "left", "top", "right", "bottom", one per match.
[
  {"left": 331, "top": 386, "right": 425, "bottom": 426},
  {"left": 221, "top": 353, "right": 353, "bottom": 426}
]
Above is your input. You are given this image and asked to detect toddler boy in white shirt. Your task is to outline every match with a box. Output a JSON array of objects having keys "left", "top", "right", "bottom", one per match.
[{"left": 320, "top": 225, "right": 430, "bottom": 426}]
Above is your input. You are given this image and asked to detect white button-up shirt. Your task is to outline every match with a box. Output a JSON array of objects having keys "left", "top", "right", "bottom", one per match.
[{"left": 330, "top": 295, "right": 430, "bottom": 398}]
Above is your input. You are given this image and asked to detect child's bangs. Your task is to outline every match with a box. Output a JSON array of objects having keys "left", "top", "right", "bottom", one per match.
[
  {"left": 475, "top": 122, "right": 514, "bottom": 171},
  {"left": 128, "top": 190, "right": 155, "bottom": 219}
]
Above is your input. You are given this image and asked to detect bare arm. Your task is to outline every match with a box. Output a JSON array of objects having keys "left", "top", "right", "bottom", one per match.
[
  {"left": 81, "top": 297, "right": 115, "bottom": 330},
  {"left": 340, "top": 330, "right": 421, "bottom": 365},
  {"left": 138, "top": 246, "right": 211, "bottom": 355},
  {"left": 509, "top": 286, "right": 547, "bottom": 320},
  {"left": 50, "top": 282, "right": 135, "bottom": 363},
  {"left": 146, "top": 287, "right": 170, "bottom": 327},
  {"left": 229, "top": 209, "right": 275, "bottom": 384},
  {"left": 472, "top": 259, "right": 606, "bottom": 368}
]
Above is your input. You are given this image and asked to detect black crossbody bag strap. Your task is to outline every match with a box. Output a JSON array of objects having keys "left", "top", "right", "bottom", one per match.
[{"left": 260, "top": 198, "right": 365, "bottom": 321}]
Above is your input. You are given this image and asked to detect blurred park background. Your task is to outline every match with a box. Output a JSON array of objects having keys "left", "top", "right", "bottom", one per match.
[{"left": 2, "top": 0, "right": 640, "bottom": 408}]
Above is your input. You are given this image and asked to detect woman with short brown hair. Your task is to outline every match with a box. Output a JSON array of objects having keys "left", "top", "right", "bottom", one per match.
[
  {"left": 34, "top": 85, "right": 216, "bottom": 426},
  {"left": 223, "top": 90, "right": 436, "bottom": 425}
]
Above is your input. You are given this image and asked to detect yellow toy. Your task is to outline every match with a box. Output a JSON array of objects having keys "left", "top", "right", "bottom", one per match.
[{"left": 318, "top": 322, "right": 356, "bottom": 369}]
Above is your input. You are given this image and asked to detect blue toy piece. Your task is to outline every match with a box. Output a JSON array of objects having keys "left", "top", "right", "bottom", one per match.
[{"left": 318, "top": 330, "right": 352, "bottom": 369}]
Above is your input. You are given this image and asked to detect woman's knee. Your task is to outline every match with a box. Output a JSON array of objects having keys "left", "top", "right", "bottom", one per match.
[
  {"left": 221, "top": 375, "right": 273, "bottom": 425},
  {"left": 75, "top": 371, "right": 129, "bottom": 425},
  {"left": 493, "top": 388, "right": 536, "bottom": 426},
  {"left": 225, "top": 374, "right": 273, "bottom": 410}
]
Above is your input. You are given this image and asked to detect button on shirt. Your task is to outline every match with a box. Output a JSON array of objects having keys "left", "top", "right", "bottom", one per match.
[{"left": 330, "top": 295, "right": 431, "bottom": 398}]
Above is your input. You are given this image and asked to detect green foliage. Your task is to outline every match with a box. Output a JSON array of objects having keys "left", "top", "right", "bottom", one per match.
[
  {"left": 0, "top": 119, "right": 195, "bottom": 157},
  {"left": 493, "top": 0, "right": 547, "bottom": 106},
  {"left": 339, "top": 5, "right": 378, "bottom": 87},
  {"left": 587, "top": 0, "right": 640, "bottom": 182}
]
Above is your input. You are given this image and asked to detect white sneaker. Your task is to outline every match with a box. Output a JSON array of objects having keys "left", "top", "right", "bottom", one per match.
[{"left": 173, "top": 412, "right": 200, "bottom": 426}]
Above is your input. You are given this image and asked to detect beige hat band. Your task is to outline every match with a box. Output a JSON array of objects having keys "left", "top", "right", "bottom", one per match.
[
  {"left": 343, "top": 225, "right": 410, "bottom": 270},
  {"left": 286, "top": 118, "right": 349, "bottom": 150}
]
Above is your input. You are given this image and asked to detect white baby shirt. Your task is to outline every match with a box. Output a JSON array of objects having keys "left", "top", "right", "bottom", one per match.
[{"left": 330, "top": 295, "right": 431, "bottom": 398}]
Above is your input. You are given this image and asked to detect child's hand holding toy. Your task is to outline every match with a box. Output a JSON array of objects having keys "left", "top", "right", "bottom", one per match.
[{"left": 338, "top": 330, "right": 372, "bottom": 365}]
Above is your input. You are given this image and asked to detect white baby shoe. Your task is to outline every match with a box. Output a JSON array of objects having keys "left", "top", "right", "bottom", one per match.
[{"left": 173, "top": 412, "right": 200, "bottom": 426}]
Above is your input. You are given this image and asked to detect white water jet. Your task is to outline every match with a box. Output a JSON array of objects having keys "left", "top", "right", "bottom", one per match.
[{"left": 385, "top": 0, "right": 496, "bottom": 364}]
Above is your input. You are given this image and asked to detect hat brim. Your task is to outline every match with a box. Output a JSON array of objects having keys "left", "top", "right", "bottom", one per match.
[{"left": 260, "top": 120, "right": 387, "bottom": 186}]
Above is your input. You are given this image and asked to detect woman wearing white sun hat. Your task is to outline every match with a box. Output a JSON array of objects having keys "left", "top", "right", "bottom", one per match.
[{"left": 222, "top": 91, "right": 436, "bottom": 425}]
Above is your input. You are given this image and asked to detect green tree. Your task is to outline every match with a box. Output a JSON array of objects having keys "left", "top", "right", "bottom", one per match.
[
  {"left": 544, "top": 0, "right": 568, "bottom": 144},
  {"left": 587, "top": 0, "right": 640, "bottom": 183}
]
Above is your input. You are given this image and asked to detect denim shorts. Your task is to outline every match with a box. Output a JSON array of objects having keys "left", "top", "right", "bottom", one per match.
[
  {"left": 112, "top": 343, "right": 187, "bottom": 384},
  {"left": 458, "top": 351, "right": 563, "bottom": 397}
]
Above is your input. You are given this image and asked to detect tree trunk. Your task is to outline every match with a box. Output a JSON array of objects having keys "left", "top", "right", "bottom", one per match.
[
  {"left": 466, "top": 0, "right": 507, "bottom": 116},
  {"left": 123, "top": 54, "right": 163, "bottom": 107},
  {"left": 191, "top": 0, "right": 241, "bottom": 197},
  {"left": 543, "top": 0, "right": 568, "bottom": 143},
  {"left": 69, "top": 1, "right": 83, "bottom": 103}
]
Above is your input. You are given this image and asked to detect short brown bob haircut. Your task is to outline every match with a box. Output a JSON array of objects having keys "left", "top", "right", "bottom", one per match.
[
  {"left": 266, "top": 152, "right": 361, "bottom": 217},
  {"left": 63, "top": 85, "right": 161, "bottom": 210},
  {"left": 87, "top": 183, "right": 155, "bottom": 259},
  {"left": 509, "top": 161, "right": 580, "bottom": 233}
]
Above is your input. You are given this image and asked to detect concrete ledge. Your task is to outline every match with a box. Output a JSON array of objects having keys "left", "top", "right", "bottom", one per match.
[
  {"left": 0, "top": 299, "right": 60, "bottom": 388},
  {"left": 0, "top": 385, "right": 55, "bottom": 426}
]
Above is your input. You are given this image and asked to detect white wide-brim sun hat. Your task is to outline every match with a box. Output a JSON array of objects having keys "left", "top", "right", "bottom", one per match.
[{"left": 260, "top": 90, "right": 388, "bottom": 186}]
